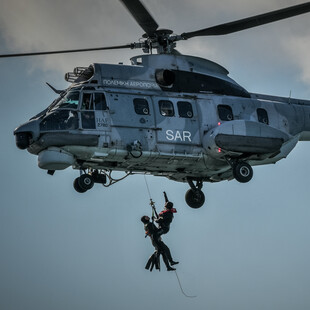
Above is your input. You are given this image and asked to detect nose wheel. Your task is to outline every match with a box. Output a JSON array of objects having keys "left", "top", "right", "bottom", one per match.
[
  {"left": 73, "top": 174, "right": 94, "bottom": 193},
  {"left": 185, "top": 178, "right": 205, "bottom": 209}
]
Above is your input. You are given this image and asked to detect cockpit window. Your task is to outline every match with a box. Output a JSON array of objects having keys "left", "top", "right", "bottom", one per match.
[
  {"left": 94, "top": 93, "right": 107, "bottom": 110},
  {"left": 82, "top": 93, "right": 93, "bottom": 110},
  {"left": 81, "top": 111, "right": 96, "bottom": 129},
  {"left": 82, "top": 93, "right": 107, "bottom": 110},
  {"left": 40, "top": 110, "right": 79, "bottom": 131},
  {"left": 51, "top": 91, "right": 80, "bottom": 110}
]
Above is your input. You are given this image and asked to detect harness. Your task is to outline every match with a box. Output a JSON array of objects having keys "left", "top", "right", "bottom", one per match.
[{"left": 159, "top": 208, "right": 177, "bottom": 216}]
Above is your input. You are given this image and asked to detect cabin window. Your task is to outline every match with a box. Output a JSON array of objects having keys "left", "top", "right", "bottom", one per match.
[
  {"left": 218, "top": 105, "right": 233, "bottom": 121},
  {"left": 177, "top": 101, "right": 193, "bottom": 118},
  {"left": 159, "top": 100, "right": 174, "bottom": 117},
  {"left": 257, "top": 108, "right": 269, "bottom": 125},
  {"left": 94, "top": 93, "right": 107, "bottom": 110},
  {"left": 40, "top": 110, "right": 79, "bottom": 131},
  {"left": 133, "top": 98, "right": 149, "bottom": 115}
]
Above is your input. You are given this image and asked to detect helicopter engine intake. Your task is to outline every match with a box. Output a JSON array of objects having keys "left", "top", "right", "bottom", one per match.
[{"left": 155, "top": 69, "right": 175, "bottom": 87}]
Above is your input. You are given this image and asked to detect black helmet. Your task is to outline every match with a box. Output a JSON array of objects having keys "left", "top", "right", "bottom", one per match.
[
  {"left": 165, "top": 202, "right": 173, "bottom": 209},
  {"left": 141, "top": 215, "right": 150, "bottom": 224}
]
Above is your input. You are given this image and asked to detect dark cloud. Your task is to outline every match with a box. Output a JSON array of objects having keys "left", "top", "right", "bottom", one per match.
[{"left": 1, "top": 0, "right": 309, "bottom": 86}]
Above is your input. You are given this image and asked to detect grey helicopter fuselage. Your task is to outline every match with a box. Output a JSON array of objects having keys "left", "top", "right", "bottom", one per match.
[
  {"left": 9, "top": 0, "right": 310, "bottom": 208},
  {"left": 14, "top": 53, "right": 310, "bottom": 202}
]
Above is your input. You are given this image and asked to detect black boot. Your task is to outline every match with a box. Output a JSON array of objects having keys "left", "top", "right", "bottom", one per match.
[
  {"left": 171, "top": 261, "right": 179, "bottom": 266},
  {"left": 161, "top": 253, "right": 175, "bottom": 271}
]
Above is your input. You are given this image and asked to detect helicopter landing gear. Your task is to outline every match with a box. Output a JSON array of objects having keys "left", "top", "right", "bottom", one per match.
[
  {"left": 73, "top": 174, "right": 94, "bottom": 193},
  {"left": 73, "top": 169, "right": 133, "bottom": 193},
  {"left": 73, "top": 169, "right": 107, "bottom": 193},
  {"left": 185, "top": 178, "right": 205, "bottom": 209},
  {"left": 227, "top": 158, "right": 253, "bottom": 183},
  {"left": 73, "top": 177, "right": 87, "bottom": 193}
]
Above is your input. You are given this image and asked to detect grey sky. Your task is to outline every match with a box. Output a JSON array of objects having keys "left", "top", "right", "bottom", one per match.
[{"left": 1, "top": 1, "right": 310, "bottom": 310}]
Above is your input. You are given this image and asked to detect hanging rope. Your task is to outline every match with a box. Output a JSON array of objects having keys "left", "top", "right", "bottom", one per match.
[
  {"left": 144, "top": 174, "right": 152, "bottom": 200},
  {"left": 174, "top": 270, "right": 197, "bottom": 298},
  {"left": 144, "top": 174, "right": 157, "bottom": 220}
]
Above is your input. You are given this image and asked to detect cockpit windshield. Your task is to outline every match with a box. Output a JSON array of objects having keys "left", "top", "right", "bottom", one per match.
[{"left": 51, "top": 91, "right": 80, "bottom": 111}]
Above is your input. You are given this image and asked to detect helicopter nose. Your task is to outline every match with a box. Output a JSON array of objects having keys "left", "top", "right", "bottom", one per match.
[
  {"left": 15, "top": 132, "right": 31, "bottom": 149},
  {"left": 14, "top": 119, "right": 40, "bottom": 150}
]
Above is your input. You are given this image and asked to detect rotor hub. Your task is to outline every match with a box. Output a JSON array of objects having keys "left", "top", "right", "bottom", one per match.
[
  {"left": 142, "top": 28, "right": 173, "bottom": 39},
  {"left": 141, "top": 29, "right": 177, "bottom": 54}
]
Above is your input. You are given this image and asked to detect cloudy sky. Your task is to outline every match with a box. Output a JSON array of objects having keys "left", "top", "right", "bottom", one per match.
[{"left": 1, "top": 1, "right": 310, "bottom": 309}]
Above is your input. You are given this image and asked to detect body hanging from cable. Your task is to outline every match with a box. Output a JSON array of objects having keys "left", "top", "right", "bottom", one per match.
[
  {"left": 142, "top": 176, "right": 196, "bottom": 297},
  {"left": 141, "top": 215, "right": 179, "bottom": 271},
  {"left": 142, "top": 176, "right": 179, "bottom": 271}
]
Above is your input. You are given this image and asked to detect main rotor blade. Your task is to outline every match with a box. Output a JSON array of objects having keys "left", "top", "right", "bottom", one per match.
[
  {"left": 0, "top": 44, "right": 133, "bottom": 58},
  {"left": 182, "top": 2, "right": 310, "bottom": 39},
  {"left": 120, "top": 0, "right": 159, "bottom": 36}
]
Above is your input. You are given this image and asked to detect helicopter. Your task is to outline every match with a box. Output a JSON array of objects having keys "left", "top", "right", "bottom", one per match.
[{"left": 4, "top": 0, "right": 310, "bottom": 208}]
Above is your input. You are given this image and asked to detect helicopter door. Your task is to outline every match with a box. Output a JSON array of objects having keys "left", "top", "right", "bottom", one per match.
[
  {"left": 80, "top": 92, "right": 111, "bottom": 132},
  {"left": 107, "top": 93, "right": 155, "bottom": 147},
  {"left": 152, "top": 97, "right": 200, "bottom": 147}
]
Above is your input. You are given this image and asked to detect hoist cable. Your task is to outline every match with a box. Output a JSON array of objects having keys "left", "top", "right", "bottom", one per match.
[
  {"left": 174, "top": 270, "right": 197, "bottom": 298},
  {"left": 144, "top": 174, "right": 152, "bottom": 200},
  {"left": 144, "top": 174, "right": 156, "bottom": 219}
]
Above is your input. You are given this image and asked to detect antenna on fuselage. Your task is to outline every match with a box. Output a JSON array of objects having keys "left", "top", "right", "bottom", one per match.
[{"left": 46, "top": 82, "right": 64, "bottom": 95}]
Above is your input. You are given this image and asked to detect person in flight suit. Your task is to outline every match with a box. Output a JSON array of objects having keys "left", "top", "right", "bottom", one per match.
[
  {"left": 153, "top": 192, "right": 177, "bottom": 236},
  {"left": 141, "top": 215, "right": 178, "bottom": 271}
]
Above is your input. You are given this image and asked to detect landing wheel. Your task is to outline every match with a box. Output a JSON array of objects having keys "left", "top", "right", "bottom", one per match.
[
  {"left": 185, "top": 189, "right": 205, "bottom": 209},
  {"left": 78, "top": 174, "right": 94, "bottom": 191},
  {"left": 73, "top": 177, "right": 87, "bottom": 193},
  {"left": 233, "top": 161, "right": 253, "bottom": 183}
]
